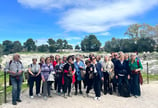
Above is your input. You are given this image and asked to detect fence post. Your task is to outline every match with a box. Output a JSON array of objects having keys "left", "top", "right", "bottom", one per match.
[
  {"left": 4, "top": 72, "right": 7, "bottom": 103},
  {"left": 147, "top": 62, "right": 149, "bottom": 84}
]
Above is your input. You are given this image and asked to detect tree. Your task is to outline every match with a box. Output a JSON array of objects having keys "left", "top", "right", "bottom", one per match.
[
  {"left": 75, "top": 45, "right": 80, "bottom": 50},
  {"left": 47, "top": 38, "right": 56, "bottom": 45},
  {"left": 38, "top": 45, "right": 49, "bottom": 52},
  {"left": 24, "top": 38, "right": 36, "bottom": 52},
  {"left": 56, "top": 39, "right": 63, "bottom": 49},
  {"left": 67, "top": 45, "right": 73, "bottom": 49},
  {"left": 2, "top": 40, "right": 13, "bottom": 54},
  {"left": 49, "top": 45, "right": 57, "bottom": 52},
  {"left": 81, "top": 35, "right": 101, "bottom": 51},
  {"left": 12, "top": 41, "right": 23, "bottom": 53}
]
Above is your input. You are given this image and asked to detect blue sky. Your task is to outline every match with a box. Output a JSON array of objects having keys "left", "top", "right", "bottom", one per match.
[{"left": 0, "top": 0, "right": 158, "bottom": 47}]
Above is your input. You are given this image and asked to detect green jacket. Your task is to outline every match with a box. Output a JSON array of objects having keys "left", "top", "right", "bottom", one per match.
[{"left": 129, "top": 58, "right": 143, "bottom": 71}]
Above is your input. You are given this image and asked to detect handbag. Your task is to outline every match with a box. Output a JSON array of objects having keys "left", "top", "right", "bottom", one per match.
[{"left": 47, "top": 71, "right": 55, "bottom": 81}]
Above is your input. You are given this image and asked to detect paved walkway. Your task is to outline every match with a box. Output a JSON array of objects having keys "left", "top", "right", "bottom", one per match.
[{"left": 1, "top": 82, "right": 158, "bottom": 108}]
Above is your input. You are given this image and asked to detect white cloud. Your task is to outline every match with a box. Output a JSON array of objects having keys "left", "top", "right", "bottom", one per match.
[
  {"left": 97, "top": 32, "right": 111, "bottom": 36},
  {"left": 18, "top": 0, "right": 158, "bottom": 33},
  {"left": 65, "top": 37, "right": 81, "bottom": 40}
]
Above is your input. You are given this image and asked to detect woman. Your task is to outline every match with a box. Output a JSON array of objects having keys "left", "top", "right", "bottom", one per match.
[
  {"left": 55, "top": 58, "right": 63, "bottom": 95},
  {"left": 62, "top": 56, "right": 75, "bottom": 98},
  {"left": 102, "top": 55, "right": 114, "bottom": 95},
  {"left": 115, "top": 54, "right": 131, "bottom": 97},
  {"left": 74, "top": 55, "right": 85, "bottom": 95},
  {"left": 28, "top": 58, "right": 41, "bottom": 98},
  {"left": 41, "top": 57, "right": 54, "bottom": 100},
  {"left": 129, "top": 53, "right": 143, "bottom": 98},
  {"left": 85, "top": 60, "right": 94, "bottom": 97},
  {"left": 91, "top": 56, "right": 104, "bottom": 101}
]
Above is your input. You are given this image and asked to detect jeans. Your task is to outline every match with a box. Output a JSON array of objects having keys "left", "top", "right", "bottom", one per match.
[
  {"left": 86, "top": 79, "right": 93, "bottom": 94},
  {"left": 131, "top": 74, "right": 141, "bottom": 96},
  {"left": 29, "top": 75, "right": 41, "bottom": 96},
  {"left": 55, "top": 73, "right": 62, "bottom": 93},
  {"left": 75, "top": 75, "right": 82, "bottom": 92},
  {"left": 93, "top": 75, "right": 101, "bottom": 97},
  {"left": 10, "top": 75, "right": 22, "bottom": 103}
]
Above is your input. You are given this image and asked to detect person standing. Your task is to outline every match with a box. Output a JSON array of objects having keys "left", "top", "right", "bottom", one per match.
[
  {"left": 74, "top": 55, "right": 85, "bottom": 95},
  {"left": 102, "top": 55, "right": 114, "bottom": 95},
  {"left": 85, "top": 60, "right": 94, "bottom": 96},
  {"left": 28, "top": 58, "right": 41, "bottom": 98},
  {"left": 91, "top": 56, "right": 104, "bottom": 101},
  {"left": 4, "top": 54, "right": 24, "bottom": 105},
  {"left": 41, "top": 57, "right": 54, "bottom": 100},
  {"left": 62, "top": 56, "right": 75, "bottom": 98},
  {"left": 129, "top": 53, "right": 143, "bottom": 98},
  {"left": 115, "top": 54, "right": 131, "bottom": 97}
]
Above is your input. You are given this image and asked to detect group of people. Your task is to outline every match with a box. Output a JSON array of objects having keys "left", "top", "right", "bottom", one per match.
[{"left": 4, "top": 52, "right": 143, "bottom": 105}]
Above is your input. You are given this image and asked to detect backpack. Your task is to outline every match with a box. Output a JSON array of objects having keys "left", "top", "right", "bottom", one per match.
[{"left": 137, "top": 59, "right": 143, "bottom": 85}]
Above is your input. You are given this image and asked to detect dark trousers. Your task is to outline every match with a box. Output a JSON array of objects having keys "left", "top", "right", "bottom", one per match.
[
  {"left": 131, "top": 74, "right": 141, "bottom": 96},
  {"left": 86, "top": 79, "right": 93, "bottom": 94},
  {"left": 93, "top": 76, "right": 101, "bottom": 97},
  {"left": 103, "top": 72, "right": 110, "bottom": 94},
  {"left": 55, "top": 73, "right": 62, "bottom": 93},
  {"left": 10, "top": 76, "right": 22, "bottom": 103},
  {"left": 29, "top": 75, "right": 41, "bottom": 96},
  {"left": 75, "top": 75, "right": 82, "bottom": 92},
  {"left": 118, "top": 75, "right": 130, "bottom": 95},
  {"left": 63, "top": 76, "right": 72, "bottom": 94},
  {"left": 112, "top": 75, "right": 118, "bottom": 92}
]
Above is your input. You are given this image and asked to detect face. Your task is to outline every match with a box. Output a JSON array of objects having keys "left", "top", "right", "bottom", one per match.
[
  {"left": 46, "top": 57, "right": 51, "bottom": 64},
  {"left": 50, "top": 56, "right": 54, "bottom": 61},
  {"left": 120, "top": 55, "right": 124, "bottom": 60},
  {"left": 33, "top": 59, "right": 37, "bottom": 64},
  {"left": 68, "top": 58, "right": 73, "bottom": 64},
  {"left": 125, "top": 54, "right": 129, "bottom": 60},
  {"left": 92, "top": 57, "right": 96, "bottom": 63},
  {"left": 131, "top": 55, "right": 136, "bottom": 61},
  {"left": 63, "top": 56, "right": 67, "bottom": 62},
  {"left": 13, "top": 54, "right": 20, "bottom": 61},
  {"left": 104, "top": 56, "right": 108, "bottom": 61},
  {"left": 76, "top": 57, "right": 80, "bottom": 62}
]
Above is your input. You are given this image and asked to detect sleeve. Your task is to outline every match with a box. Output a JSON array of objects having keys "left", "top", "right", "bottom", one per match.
[
  {"left": 41, "top": 65, "right": 44, "bottom": 76},
  {"left": 20, "top": 63, "right": 24, "bottom": 72},
  {"left": 63, "top": 64, "right": 68, "bottom": 73},
  {"left": 139, "top": 60, "right": 143, "bottom": 70}
]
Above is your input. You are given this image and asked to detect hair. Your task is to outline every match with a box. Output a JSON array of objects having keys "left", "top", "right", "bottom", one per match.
[
  {"left": 85, "top": 60, "right": 91, "bottom": 65},
  {"left": 67, "top": 55, "right": 73, "bottom": 61},
  {"left": 40, "top": 57, "right": 45, "bottom": 62},
  {"left": 45, "top": 57, "right": 50, "bottom": 63},
  {"left": 32, "top": 58, "right": 37, "bottom": 61}
]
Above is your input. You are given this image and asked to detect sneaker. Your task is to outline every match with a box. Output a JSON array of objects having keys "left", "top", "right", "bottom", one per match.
[
  {"left": 134, "top": 95, "right": 138, "bottom": 98},
  {"left": 44, "top": 96, "right": 47, "bottom": 100},
  {"left": 94, "top": 97, "right": 98, "bottom": 100},
  {"left": 30, "top": 96, "right": 34, "bottom": 99},
  {"left": 48, "top": 95, "right": 52, "bottom": 97},
  {"left": 64, "top": 94, "right": 67, "bottom": 99},
  {"left": 37, "top": 94, "right": 41, "bottom": 97},
  {"left": 98, "top": 97, "right": 101, "bottom": 101},
  {"left": 58, "top": 93, "right": 61, "bottom": 96},
  {"left": 68, "top": 93, "right": 72, "bottom": 97}
]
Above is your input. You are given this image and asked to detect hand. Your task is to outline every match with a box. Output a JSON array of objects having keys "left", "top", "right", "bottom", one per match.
[
  {"left": 42, "top": 76, "right": 45, "bottom": 82},
  {"left": 36, "top": 73, "right": 39, "bottom": 77},
  {"left": 116, "top": 75, "right": 118, "bottom": 79},
  {"left": 101, "top": 77, "right": 104, "bottom": 81},
  {"left": 128, "top": 75, "right": 130, "bottom": 79},
  {"left": 90, "top": 67, "right": 93, "bottom": 71},
  {"left": 17, "top": 71, "right": 22, "bottom": 75},
  {"left": 135, "top": 69, "right": 140, "bottom": 72}
]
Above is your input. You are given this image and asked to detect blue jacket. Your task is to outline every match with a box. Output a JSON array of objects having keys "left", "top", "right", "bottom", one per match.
[
  {"left": 93, "top": 62, "right": 103, "bottom": 79},
  {"left": 74, "top": 61, "right": 85, "bottom": 81}
]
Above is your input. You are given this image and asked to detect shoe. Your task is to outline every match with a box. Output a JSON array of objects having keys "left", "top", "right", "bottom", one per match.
[
  {"left": 104, "top": 92, "right": 107, "bottom": 95},
  {"left": 94, "top": 97, "right": 98, "bottom": 100},
  {"left": 68, "top": 93, "right": 72, "bottom": 97},
  {"left": 79, "top": 91, "right": 83, "bottom": 94},
  {"left": 37, "top": 94, "right": 41, "bottom": 97},
  {"left": 86, "top": 93, "right": 89, "bottom": 97},
  {"left": 44, "top": 96, "right": 47, "bottom": 100},
  {"left": 16, "top": 99, "right": 22, "bottom": 102},
  {"left": 12, "top": 102, "right": 17, "bottom": 105},
  {"left": 64, "top": 94, "right": 67, "bottom": 99},
  {"left": 30, "top": 96, "right": 34, "bottom": 99},
  {"left": 48, "top": 95, "right": 52, "bottom": 97},
  {"left": 134, "top": 95, "right": 138, "bottom": 98},
  {"left": 58, "top": 93, "right": 61, "bottom": 96},
  {"left": 98, "top": 97, "right": 101, "bottom": 101},
  {"left": 74, "top": 91, "right": 78, "bottom": 95}
]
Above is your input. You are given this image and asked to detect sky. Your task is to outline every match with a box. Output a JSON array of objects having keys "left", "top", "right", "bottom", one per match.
[{"left": 0, "top": 0, "right": 158, "bottom": 47}]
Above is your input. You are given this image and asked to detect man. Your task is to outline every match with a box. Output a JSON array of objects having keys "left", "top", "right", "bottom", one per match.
[{"left": 4, "top": 54, "right": 24, "bottom": 105}]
